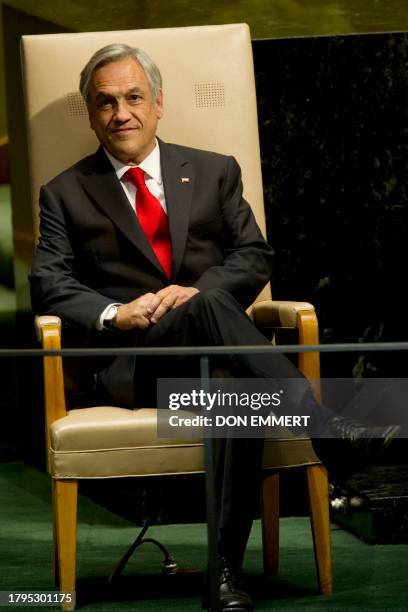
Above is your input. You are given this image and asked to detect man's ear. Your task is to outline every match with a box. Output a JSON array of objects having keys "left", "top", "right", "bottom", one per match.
[
  {"left": 88, "top": 111, "right": 95, "bottom": 132},
  {"left": 155, "top": 89, "right": 164, "bottom": 119}
]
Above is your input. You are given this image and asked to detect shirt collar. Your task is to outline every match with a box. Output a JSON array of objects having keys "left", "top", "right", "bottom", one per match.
[{"left": 103, "top": 139, "right": 162, "bottom": 184}]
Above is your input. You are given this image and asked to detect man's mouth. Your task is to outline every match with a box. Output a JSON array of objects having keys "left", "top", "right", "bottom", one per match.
[{"left": 112, "top": 127, "right": 136, "bottom": 133}]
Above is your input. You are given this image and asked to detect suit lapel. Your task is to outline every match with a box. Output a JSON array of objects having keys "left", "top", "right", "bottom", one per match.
[
  {"left": 159, "top": 139, "right": 194, "bottom": 279},
  {"left": 80, "top": 147, "right": 165, "bottom": 276}
]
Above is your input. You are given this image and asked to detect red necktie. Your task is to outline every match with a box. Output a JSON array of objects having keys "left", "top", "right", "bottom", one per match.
[{"left": 125, "top": 167, "right": 172, "bottom": 278}]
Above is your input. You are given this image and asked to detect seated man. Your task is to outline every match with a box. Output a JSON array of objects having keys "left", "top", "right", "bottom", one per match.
[{"left": 30, "top": 44, "right": 398, "bottom": 611}]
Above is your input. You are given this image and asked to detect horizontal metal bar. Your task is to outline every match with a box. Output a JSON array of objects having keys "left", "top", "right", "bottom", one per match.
[{"left": 1, "top": 341, "right": 408, "bottom": 358}]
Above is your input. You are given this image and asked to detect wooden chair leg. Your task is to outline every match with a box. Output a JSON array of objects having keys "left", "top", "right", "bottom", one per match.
[
  {"left": 260, "top": 473, "right": 279, "bottom": 577},
  {"left": 52, "top": 480, "right": 60, "bottom": 587},
  {"left": 306, "top": 464, "right": 332, "bottom": 595},
  {"left": 54, "top": 479, "right": 78, "bottom": 610}
]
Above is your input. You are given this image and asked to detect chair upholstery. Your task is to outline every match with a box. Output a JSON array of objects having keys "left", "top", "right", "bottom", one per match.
[
  {"left": 50, "top": 407, "right": 321, "bottom": 479},
  {"left": 24, "top": 23, "right": 332, "bottom": 610}
]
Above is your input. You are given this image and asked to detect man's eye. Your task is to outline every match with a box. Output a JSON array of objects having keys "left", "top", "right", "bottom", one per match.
[
  {"left": 97, "top": 100, "right": 113, "bottom": 110},
  {"left": 128, "top": 94, "right": 141, "bottom": 104}
]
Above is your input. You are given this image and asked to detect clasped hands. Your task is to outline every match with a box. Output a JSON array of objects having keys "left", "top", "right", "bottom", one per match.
[{"left": 113, "top": 285, "right": 200, "bottom": 330}]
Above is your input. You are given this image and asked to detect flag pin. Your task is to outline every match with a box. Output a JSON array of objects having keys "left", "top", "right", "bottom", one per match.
[{"left": 181, "top": 177, "right": 190, "bottom": 183}]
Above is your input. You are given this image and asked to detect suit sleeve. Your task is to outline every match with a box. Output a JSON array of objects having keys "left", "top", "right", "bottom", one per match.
[
  {"left": 193, "top": 156, "right": 274, "bottom": 309},
  {"left": 29, "top": 184, "right": 115, "bottom": 342}
]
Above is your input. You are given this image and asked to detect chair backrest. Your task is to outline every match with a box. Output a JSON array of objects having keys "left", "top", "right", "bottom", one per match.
[{"left": 21, "top": 23, "right": 271, "bottom": 302}]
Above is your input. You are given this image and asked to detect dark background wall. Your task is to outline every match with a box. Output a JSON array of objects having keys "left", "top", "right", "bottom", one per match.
[{"left": 254, "top": 33, "right": 408, "bottom": 379}]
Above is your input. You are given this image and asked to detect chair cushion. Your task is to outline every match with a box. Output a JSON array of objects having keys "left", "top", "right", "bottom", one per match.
[{"left": 50, "top": 407, "right": 320, "bottom": 479}]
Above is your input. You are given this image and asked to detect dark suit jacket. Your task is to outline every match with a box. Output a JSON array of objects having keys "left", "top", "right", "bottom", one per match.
[{"left": 30, "top": 139, "right": 273, "bottom": 342}]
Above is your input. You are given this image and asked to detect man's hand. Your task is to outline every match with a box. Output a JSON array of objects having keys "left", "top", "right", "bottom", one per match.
[
  {"left": 150, "top": 285, "right": 199, "bottom": 323},
  {"left": 112, "top": 287, "right": 199, "bottom": 330},
  {"left": 114, "top": 293, "right": 161, "bottom": 330}
]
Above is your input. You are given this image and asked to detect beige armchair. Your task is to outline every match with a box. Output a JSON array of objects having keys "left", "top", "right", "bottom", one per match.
[{"left": 23, "top": 23, "right": 332, "bottom": 610}]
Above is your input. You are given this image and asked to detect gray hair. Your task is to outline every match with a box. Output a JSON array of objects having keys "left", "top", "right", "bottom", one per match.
[{"left": 79, "top": 43, "right": 162, "bottom": 103}]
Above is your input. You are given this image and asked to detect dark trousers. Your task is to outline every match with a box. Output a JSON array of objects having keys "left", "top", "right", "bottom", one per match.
[{"left": 99, "top": 287, "right": 322, "bottom": 565}]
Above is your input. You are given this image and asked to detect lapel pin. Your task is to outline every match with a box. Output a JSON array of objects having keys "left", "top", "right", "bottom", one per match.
[{"left": 181, "top": 177, "right": 190, "bottom": 183}]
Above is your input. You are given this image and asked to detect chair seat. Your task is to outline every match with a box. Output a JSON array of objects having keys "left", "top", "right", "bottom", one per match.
[{"left": 50, "top": 407, "right": 320, "bottom": 479}]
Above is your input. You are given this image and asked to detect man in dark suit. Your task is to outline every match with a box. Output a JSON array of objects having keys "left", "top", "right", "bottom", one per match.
[{"left": 30, "top": 44, "right": 398, "bottom": 611}]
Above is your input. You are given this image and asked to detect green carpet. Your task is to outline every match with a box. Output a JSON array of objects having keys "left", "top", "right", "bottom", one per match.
[{"left": 1, "top": 462, "right": 407, "bottom": 610}]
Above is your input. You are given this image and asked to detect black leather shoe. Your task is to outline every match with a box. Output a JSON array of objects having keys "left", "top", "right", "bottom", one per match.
[
  {"left": 202, "top": 558, "right": 254, "bottom": 611},
  {"left": 328, "top": 416, "right": 400, "bottom": 453},
  {"left": 219, "top": 559, "right": 253, "bottom": 611},
  {"left": 312, "top": 416, "right": 400, "bottom": 484}
]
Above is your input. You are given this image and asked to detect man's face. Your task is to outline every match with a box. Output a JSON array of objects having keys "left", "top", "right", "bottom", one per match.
[{"left": 87, "top": 58, "right": 163, "bottom": 164}]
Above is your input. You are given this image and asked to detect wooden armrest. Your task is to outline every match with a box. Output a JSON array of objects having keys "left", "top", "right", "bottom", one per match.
[
  {"left": 249, "top": 300, "right": 320, "bottom": 397},
  {"left": 34, "top": 315, "right": 66, "bottom": 470},
  {"left": 249, "top": 300, "right": 315, "bottom": 329},
  {"left": 35, "top": 315, "right": 62, "bottom": 343}
]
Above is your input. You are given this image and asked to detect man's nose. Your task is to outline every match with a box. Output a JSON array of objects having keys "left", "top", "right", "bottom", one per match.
[{"left": 113, "top": 100, "right": 132, "bottom": 122}]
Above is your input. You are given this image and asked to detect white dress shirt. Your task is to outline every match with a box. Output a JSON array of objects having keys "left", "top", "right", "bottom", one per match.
[
  {"left": 96, "top": 140, "right": 167, "bottom": 330},
  {"left": 104, "top": 140, "right": 167, "bottom": 213}
]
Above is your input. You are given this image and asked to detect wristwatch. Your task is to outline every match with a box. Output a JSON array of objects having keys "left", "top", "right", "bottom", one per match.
[{"left": 103, "top": 304, "right": 119, "bottom": 330}]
